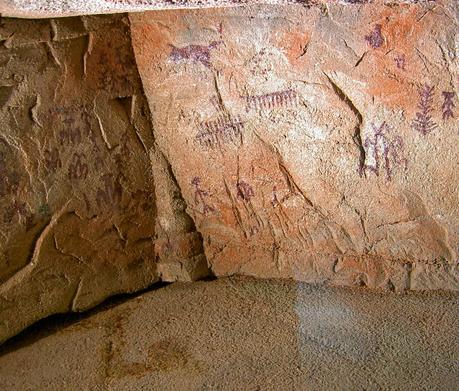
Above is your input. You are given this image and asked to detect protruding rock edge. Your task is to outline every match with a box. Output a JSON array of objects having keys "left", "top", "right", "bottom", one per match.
[{"left": 0, "top": 1, "right": 436, "bottom": 19}]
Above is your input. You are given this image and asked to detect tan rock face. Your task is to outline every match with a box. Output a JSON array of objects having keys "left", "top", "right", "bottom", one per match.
[
  {"left": 0, "top": 14, "right": 208, "bottom": 344},
  {"left": 130, "top": 1, "right": 458, "bottom": 291},
  {"left": 0, "top": 1, "right": 458, "bottom": 344}
]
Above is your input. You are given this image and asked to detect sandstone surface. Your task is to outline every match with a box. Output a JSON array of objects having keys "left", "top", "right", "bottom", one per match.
[
  {"left": 1, "top": 278, "right": 458, "bottom": 390},
  {"left": 0, "top": 14, "right": 208, "bottom": 344},
  {"left": 130, "top": 1, "right": 458, "bottom": 291},
  {"left": 0, "top": 0, "right": 458, "bottom": 345}
]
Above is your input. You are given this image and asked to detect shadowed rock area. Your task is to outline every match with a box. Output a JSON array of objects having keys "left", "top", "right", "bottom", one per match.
[
  {"left": 0, "top": 14, "right": 209, "bottom": 344},
  {"left": 0, "top": 277, "right": 458, "bottom": 390}
]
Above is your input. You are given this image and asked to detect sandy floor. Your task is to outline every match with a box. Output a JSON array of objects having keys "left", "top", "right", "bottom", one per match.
[{"left": 0, "top": 277, "right": 458, "bottom": 390}]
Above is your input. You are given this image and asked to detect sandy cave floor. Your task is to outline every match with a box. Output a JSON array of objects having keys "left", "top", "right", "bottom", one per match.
[{"left": 0, "top": 277, "right": 458, "bottom": 390}]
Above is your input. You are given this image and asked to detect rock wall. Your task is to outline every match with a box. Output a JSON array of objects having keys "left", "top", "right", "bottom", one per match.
[
  {"left": 130, "top": 1, "right": 458, "bottom": 291},
  {"left": 0, "top": 1, "right": 444, "bottom": 19},
  {"left": 0, "top": 14, "right": 208, "bottom": 344},
  {"left": 0, "top": 0, "right": 457, "bottom": 344}
]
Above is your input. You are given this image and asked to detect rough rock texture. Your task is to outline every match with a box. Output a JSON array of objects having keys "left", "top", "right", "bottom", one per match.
[
  {"left": 0, "top": 0, "right": 458, "bottom": 345},
  {"left": 0, "top": 0, "right": 441, "bottom": 19},
  {"left": 0, "top": 278, "right": 458, "bottom": 390},
  {"left": 0, "top": 14, "right": 209, "bottom": 344},
  {"left": 130, "top": 1, "right": 459, "bottom": 292}
]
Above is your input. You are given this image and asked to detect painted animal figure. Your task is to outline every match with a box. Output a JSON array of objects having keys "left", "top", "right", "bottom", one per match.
[
  {"left": 169, "top": 41, "right": 222, "bottom": 69},
  {"left": 360, "top": 122, "right": 407, "bottom": 181}
]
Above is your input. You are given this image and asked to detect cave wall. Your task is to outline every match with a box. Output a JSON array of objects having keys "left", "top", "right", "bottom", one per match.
[
  {"left": 0, "top": 0, "right": 457, "bottom": 343},
  {"left": 130, "top": 2, "right": 458, "bottom": 291},
  {"left": 0, "top": 14, "right": 208, "bottom": 344}
]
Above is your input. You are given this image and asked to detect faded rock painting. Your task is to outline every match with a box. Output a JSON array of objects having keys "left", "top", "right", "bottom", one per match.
[
  {"left": 412, "top": 84, "right": 438, "bottom": 135},
  {"left": 0, "top": 15, "right": 158, "bottom": 344},
  {"left": 131, "top": 1, "right": 458, "bottom": 291},
  {"left": 359, "top": 122, "right": 407, "bottom": 181},
  {"left": 0, "top": 13, "right": 214, "bottom": 343}
]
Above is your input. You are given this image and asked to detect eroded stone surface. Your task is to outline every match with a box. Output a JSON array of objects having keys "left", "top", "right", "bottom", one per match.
[
  {"left": 0, "top": 1, "right": 440, "bottom": 19},
  {"left": 0, "top": 14, "right": 209, "bottom": 344},
  {"left": 0, "top": 278, "right": 458, "bottom": 390},
  {"left": 130, "top": 1, "right": 459, "bottom": 291}
]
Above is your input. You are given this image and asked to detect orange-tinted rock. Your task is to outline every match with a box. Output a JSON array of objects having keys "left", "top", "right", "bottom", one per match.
[{"left": 130, "top": 2, "right": 458, "bottom": 292}]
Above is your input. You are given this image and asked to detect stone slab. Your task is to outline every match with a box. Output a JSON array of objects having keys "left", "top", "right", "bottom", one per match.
[{"left": 130, "top": 1, "right": 458, "bottom": 291}]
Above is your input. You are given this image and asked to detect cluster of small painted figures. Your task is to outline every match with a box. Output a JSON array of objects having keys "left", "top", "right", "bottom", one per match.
[
  {"left": 413, "top": 84, "right": 455, "bottom": 135},
  {"left": 194, "top": 88, "right": 300, "bottom": 150},
  {"left": 363, "top": 25, "right": 455, "bottom": 133},
  {"left": 192, "top": 176, "right": 257, "bottom": 215}
]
